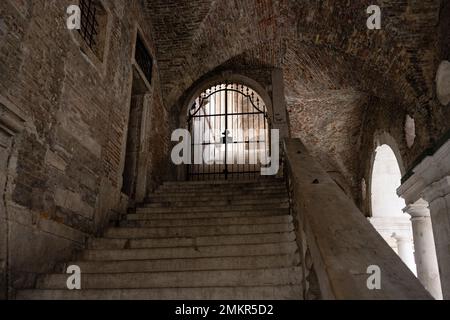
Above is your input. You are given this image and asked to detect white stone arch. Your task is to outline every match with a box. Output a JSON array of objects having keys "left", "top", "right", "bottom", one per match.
[
  {"left": 371, "top": 145, "right": 405, "bottom": 219},
  {"left": 367, "top": 132, "right": 406, "bottom": 216},
  {"left": 368, "top": 131, "right": 417, "bottom": 274}
]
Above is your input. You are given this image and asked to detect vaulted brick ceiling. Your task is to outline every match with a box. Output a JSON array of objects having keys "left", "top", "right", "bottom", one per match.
[
  {"left": 143, "top": 0, "right": 444, "bottom": 197},
  {"left": 144, "top": 0, "right": 441, "bottom": 108},
  {"left": 142, "top": 0, "right": 215, "bottom": 93}
]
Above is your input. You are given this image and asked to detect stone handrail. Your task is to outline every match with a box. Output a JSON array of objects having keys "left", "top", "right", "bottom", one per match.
[{"left": 283, "top": 138, "right": 432, "bottom": 300}]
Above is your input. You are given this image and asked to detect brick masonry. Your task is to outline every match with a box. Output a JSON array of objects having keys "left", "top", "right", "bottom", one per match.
[{"left": 0, "top": 0, "right": 171, "bottom": 293}]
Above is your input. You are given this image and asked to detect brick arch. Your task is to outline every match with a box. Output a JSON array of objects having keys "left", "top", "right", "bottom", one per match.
[{"left": 178, "top": 72, "right": 274, "bottom": 128}]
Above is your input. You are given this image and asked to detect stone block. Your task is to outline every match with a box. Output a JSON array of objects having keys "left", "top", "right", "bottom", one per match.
[
  {"left": 44, "top": 150, "right": 67, "bottom": 172},
  {"left": 54, "top": 188, "right": 94, "bottom": 219}
]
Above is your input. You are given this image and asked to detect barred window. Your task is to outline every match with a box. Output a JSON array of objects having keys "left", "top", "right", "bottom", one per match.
[
  {"left": 78, "top": 0, "right": 108, "bottom": 61},
  {"left": 135, "top": 34, "right": 153, "bottom": 84}
]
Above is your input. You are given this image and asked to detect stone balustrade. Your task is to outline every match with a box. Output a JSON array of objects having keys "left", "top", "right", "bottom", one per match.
[{"left": 284, "top": 138, "right": 432, "bottom": 300}]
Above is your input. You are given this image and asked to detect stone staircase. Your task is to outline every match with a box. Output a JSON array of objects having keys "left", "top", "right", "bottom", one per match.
[{"left": 16, "top": 178, "right": 303, "bottom": 300}]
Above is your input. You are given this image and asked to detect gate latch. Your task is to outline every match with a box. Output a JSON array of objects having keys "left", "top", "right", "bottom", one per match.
[{"left": 222, "top": 130, "right": 233, "bottom": 144}]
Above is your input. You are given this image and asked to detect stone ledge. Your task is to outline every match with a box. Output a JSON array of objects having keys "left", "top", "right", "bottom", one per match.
[
  {"left": 284, "top": 138, "right": 431, "bottom": 300},
  {"left": 7, "top": 203, "right": 89, "bottom": 245},
  {"left": 398, "top": 138, "right": 450, "bottom": 204},
  {"left": 0, "top": 95, "right": 27, "bottom": 137}
]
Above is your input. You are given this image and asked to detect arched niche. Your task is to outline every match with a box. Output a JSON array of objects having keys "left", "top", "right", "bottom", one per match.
[
  {"left": 368, "top": 133, "right": 416, "bottom": 274},
  {"left": 371, "top": 144, "right": 406, "bottom": 218},
  {"left": 177, "top": 72, "right": 277, "bottom": 180}
]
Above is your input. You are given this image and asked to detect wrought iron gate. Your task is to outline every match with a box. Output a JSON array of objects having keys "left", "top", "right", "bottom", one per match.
[{"left": 187, "top": 83, "right": 271, "bottom": 181}]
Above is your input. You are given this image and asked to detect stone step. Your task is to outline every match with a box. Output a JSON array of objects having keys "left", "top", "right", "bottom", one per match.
[
  {"left": 89, "top": 232, "right": 296, "bottom": 249},
  {"left": 135, "top": 203, "right": 290, "bottom": 214},
  {"left": 156, "top": 185, "right": 287, "bottom": 194},
  {"left": 142, "top": 197, "right": 289, "bottom": 208},
  {"left": 35, "top": 267, "right": 302, "bottom": 289},
  {"left": 104, "top": 223, "right": 294, "bottom": 239},
  {"left": 61, "top": 254, "right": 301, "bottom": 273},
  {"left": 16, "top": 285, "right": 303, "bottom": 300},
  {"left": 158, "top": 181, "right": 286, "bottom": 188},
  {"left": 162, "top": 179, "right": 285, "bottom": 187},
  {"left": 14, "top": 177, "right": 300, "bottom": 300},
  {"left": 128, "top": 208, "right": 290, "bottom": 221},
  {"left": 120, "top": 215, "right": 292, "bottom": 228},
  {"left": 81, "top": 242, "right": 298, "bottom": 261},
  {"left": 147, "top": 192, "right": 288, "bottom": 202}
]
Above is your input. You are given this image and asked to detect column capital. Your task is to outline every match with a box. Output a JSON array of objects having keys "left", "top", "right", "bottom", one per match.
[
  {"left": 422, "top": 176, "right": 450, "bottom": 204},
  {"left": 403, "top": 199, "right": 431, "bottom": 219}
]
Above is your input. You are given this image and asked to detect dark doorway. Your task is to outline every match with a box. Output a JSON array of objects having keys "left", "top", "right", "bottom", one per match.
[
  {"left": 122, "top": 31, "right": 153, "bottom": 198},
  {"left": 122, "top": 93, "right": 144, "bottom": 198}
]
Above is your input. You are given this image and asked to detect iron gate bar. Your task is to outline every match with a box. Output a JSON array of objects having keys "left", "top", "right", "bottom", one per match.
[
  {"left": 192, "top": 140, "right": 267, "bottom": 146},
  {"left": 189, "top": 171, "right": 261, "bottom": 176},
  {"left": 190, "top": 111, "right": 265, "bottom": 118},
  {"left": 224, "top": 84, "right": 228, "bottom": 179}
]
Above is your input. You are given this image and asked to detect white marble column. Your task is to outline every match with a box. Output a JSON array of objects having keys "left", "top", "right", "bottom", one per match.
[
  {"left": 397, "top": 138, "right": 450, "bottom": 299},
  {"left": 392, "top": 233, "right": 416, "bottom": 274},
  {"left": 404, "top": 199, "right": 443, "bottom": 300},
  {"left": 422, "top": 176, "right": 450, "bottom": 299}
]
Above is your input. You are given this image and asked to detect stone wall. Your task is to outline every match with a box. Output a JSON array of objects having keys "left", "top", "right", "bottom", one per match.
[{"left": 0, "top": 0, "right": 170, "bottom": 294}]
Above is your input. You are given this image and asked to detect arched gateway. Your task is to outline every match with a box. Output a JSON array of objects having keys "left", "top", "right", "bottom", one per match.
[{"left": 187, "top": 82, "right": 271, "bottom": 180}]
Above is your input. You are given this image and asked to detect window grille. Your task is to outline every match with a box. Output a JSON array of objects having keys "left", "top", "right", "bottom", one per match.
[
  {"left": 135, "top": 34, "right": 153, "bottom": 84},
  {"left": 78, "top": 0, "right": 100, "bottom": 50}
]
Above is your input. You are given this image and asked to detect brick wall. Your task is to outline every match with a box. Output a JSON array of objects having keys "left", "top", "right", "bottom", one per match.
[{"left": 0, "top": 0, "right": 171, "bottom": 292}]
